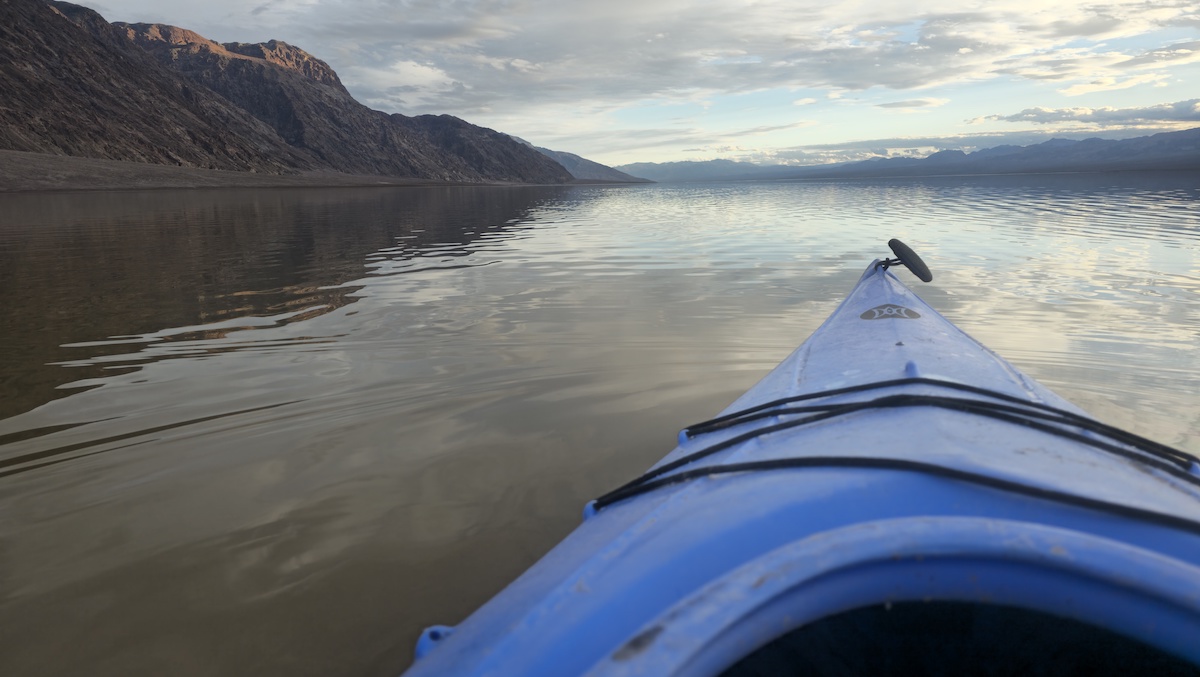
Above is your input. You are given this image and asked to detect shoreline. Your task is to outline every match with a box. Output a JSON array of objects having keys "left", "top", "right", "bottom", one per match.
[
  {"left": 0, "top": 149, "right": 627, "bottom": 193},
  {"left": 5, "top": 148, "right": 1191, "bottom": 193}
]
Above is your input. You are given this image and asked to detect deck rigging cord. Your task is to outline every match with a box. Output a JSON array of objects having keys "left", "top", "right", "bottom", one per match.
[{"left": 592, "top": 378, "right": 1200, "bottom": 533}]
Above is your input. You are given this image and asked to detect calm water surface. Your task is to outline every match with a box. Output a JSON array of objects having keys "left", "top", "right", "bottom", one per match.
[{"left": 1, "top": 175, "right": 1199, "bottom": 676}]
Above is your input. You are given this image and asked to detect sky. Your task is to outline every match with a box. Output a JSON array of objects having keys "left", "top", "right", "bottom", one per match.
[{"left": 76, "top": 0, "right": 1200, "bottom": 167}]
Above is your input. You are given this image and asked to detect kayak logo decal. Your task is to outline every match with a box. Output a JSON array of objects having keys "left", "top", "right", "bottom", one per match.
[{"left": 860, "top": 304, "right": 921, "bottom": 320}]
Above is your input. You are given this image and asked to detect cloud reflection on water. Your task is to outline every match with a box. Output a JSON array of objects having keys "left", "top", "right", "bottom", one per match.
[{"left": 0, "top": 175, "right": 1198, "bottom": 676}]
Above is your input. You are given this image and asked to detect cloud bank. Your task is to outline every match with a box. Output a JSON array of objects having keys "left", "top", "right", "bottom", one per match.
[
  {"left": 980, "top": 99, "right": 1200, "bottom": 126},
  {"left": 80, "top": 0, "right": 1200, "bottom": 163},
  {"left": 270, "top": 2, "right": 1200, "bottom": 115}
]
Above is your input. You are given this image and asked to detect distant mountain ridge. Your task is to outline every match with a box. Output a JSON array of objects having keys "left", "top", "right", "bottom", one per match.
[
  {"left": 534, "top": 148, "right": 653, "bottom": 183},
  {"left": 617, "top": 129, "right": 1200, "bottom": 182},
  {"left": 615, "top": 159, "right": 776, "bottom": 183},
  {"left": 0, "top": 0, "right": 575, "bottom": 184},
  {"left": 510, "top": 137, "right": 651, "bottom": 182}
]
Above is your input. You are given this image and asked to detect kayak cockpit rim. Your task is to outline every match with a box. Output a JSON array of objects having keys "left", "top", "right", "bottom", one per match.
[{"left": 585, "top": 517, "right": 1200, "bottom": 676}]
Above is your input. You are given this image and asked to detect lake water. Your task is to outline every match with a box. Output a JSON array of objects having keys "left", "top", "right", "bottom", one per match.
[{"left": 1, "top": 175, "right": 1198, "bottom": 676}]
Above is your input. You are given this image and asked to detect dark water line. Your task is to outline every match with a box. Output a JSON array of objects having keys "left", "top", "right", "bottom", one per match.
[
  {"left": 0, "top": 400, "right": 303, "bottom": 476},
  {"left": 0, "top": 420, "right": 111, "bottom": 447}
]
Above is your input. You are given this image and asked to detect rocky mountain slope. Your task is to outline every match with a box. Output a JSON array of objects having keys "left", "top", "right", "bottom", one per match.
[
  {"left": 0, "top": 0, "right": 573, "bottom": 184},
  {"left": 0, "top": 0, "right": 313, "bottom": 172},
  {"left": 114, "top": 20, "right": 570, "bottom": 183}
]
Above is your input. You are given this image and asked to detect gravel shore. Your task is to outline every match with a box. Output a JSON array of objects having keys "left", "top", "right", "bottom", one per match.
[{"left": 0, "top": 150, "right": 477, "bottom": 192}]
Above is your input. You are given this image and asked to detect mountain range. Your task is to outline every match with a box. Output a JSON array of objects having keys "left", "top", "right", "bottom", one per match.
[
  {"left": 510, "top": 137, "right": 651, "bottom": 183},
  {"left": 617, "top": 128, "right": 1200, "bottom": 182},
  {"left": 0, "top": 0, "right": 640, "bottom": 187}
]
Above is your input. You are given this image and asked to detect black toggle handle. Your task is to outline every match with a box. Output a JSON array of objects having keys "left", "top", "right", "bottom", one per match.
[{"left": 885, "top": 238, "right": 933, "bottom": 282}]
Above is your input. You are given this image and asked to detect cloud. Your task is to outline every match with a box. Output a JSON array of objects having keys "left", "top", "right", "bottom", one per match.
[
  {"left": 1057, "top": 72, "right": 1169, "bottom": 95},
  {"left": 728, "top": 125, "right": 1180, "bottom": 166},
  {"left": 977, "top": 99, "right": 1200, "bottom": 126},
  {"left": 1118, "top": 40, "right": 1200, "bottom": 68},
  {"left": 347, "top": 60, "right": 463, "bottom": 110},
  {"left": 876, "top": 98, "right": 950, "bottom": 109},
  {"left": 736, "top": 122, "right": 818, "bottom": 135},
  {"left": 563, "top": 120, "right": 819, "bottom": 158},
  {"left": 686, "top": 145, "right": 751, "bottom": 154},
  {"left": 993, "top": 39, "right": 1200, "bottom": 96}
]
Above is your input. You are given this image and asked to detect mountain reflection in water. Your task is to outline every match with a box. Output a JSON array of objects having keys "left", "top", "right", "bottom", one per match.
[{"left": 0, "top": 186, "right": 558, "bottom": 420}]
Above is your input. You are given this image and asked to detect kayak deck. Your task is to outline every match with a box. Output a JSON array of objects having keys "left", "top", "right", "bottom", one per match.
[{"left": 404, "top": 258, "right": 1200, "bottom": 676}]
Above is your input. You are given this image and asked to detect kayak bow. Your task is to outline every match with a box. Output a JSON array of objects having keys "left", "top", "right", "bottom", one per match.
[{"left": 403, "top": 242, "right": 1200, "bottom": 677}]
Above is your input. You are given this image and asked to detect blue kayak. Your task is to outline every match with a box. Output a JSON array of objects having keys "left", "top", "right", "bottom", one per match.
[{"left": 403, "top": 241, "right": 1200, "bottom": 676}]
